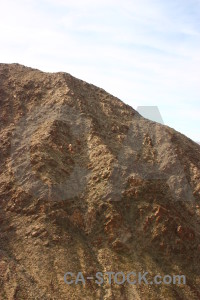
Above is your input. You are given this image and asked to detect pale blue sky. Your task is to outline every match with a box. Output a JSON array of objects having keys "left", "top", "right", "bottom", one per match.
[{"left": 0, "top": 0, "right": 199, "bottom": 141}]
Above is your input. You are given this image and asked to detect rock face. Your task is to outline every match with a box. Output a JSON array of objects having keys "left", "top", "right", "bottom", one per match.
[{"left": 0, "top": 63, "right": 200, "bottom": 299}]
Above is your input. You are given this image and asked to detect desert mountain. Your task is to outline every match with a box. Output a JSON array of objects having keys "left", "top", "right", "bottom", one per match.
[{"left": 0, "top": 63, "right": 200, "bottom": 299}]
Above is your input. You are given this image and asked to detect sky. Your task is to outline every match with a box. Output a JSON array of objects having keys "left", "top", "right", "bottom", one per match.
[{"left": 0, "top": 0, "right": 199, "bottom": 142}]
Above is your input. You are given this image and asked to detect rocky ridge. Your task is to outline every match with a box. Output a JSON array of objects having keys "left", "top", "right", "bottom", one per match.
[{"left": 0, "top": 63, "right": 200, "bottom": 299}]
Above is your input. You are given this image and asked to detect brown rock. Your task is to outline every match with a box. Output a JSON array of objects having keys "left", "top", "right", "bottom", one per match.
[
  {"left": 0, "top": 63, "right": 200, "bottom": 299},
  {"left": 70, "top": 209, "right": 84, "bottom": 228}
]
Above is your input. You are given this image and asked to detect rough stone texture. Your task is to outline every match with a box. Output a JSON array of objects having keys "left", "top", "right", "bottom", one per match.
[{"left": 0, "top": 63, "right": 200, "bottom": 299}]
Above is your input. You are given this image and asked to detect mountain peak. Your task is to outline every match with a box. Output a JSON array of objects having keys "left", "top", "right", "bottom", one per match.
[{"left": 0, "top": 64, "right": 200, "bottom": 299}]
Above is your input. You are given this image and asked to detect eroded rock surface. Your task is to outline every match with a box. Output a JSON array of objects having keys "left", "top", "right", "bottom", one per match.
[{"left": 0, "top": 63, "right": 200, "bottom": 299}]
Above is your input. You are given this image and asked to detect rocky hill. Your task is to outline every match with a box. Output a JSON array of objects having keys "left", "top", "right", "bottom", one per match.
[{"left": 0, "top": 63, "right": 200, "bottom": 299}]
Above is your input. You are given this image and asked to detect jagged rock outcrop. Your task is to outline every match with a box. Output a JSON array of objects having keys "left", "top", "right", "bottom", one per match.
[{"left": 0, "top": 63, "right": 200, "bottom": 299}]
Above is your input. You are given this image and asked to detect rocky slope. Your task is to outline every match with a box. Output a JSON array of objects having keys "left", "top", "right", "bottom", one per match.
[{"left": 0, "top": 63, "right": 200, "bottom": 299}]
